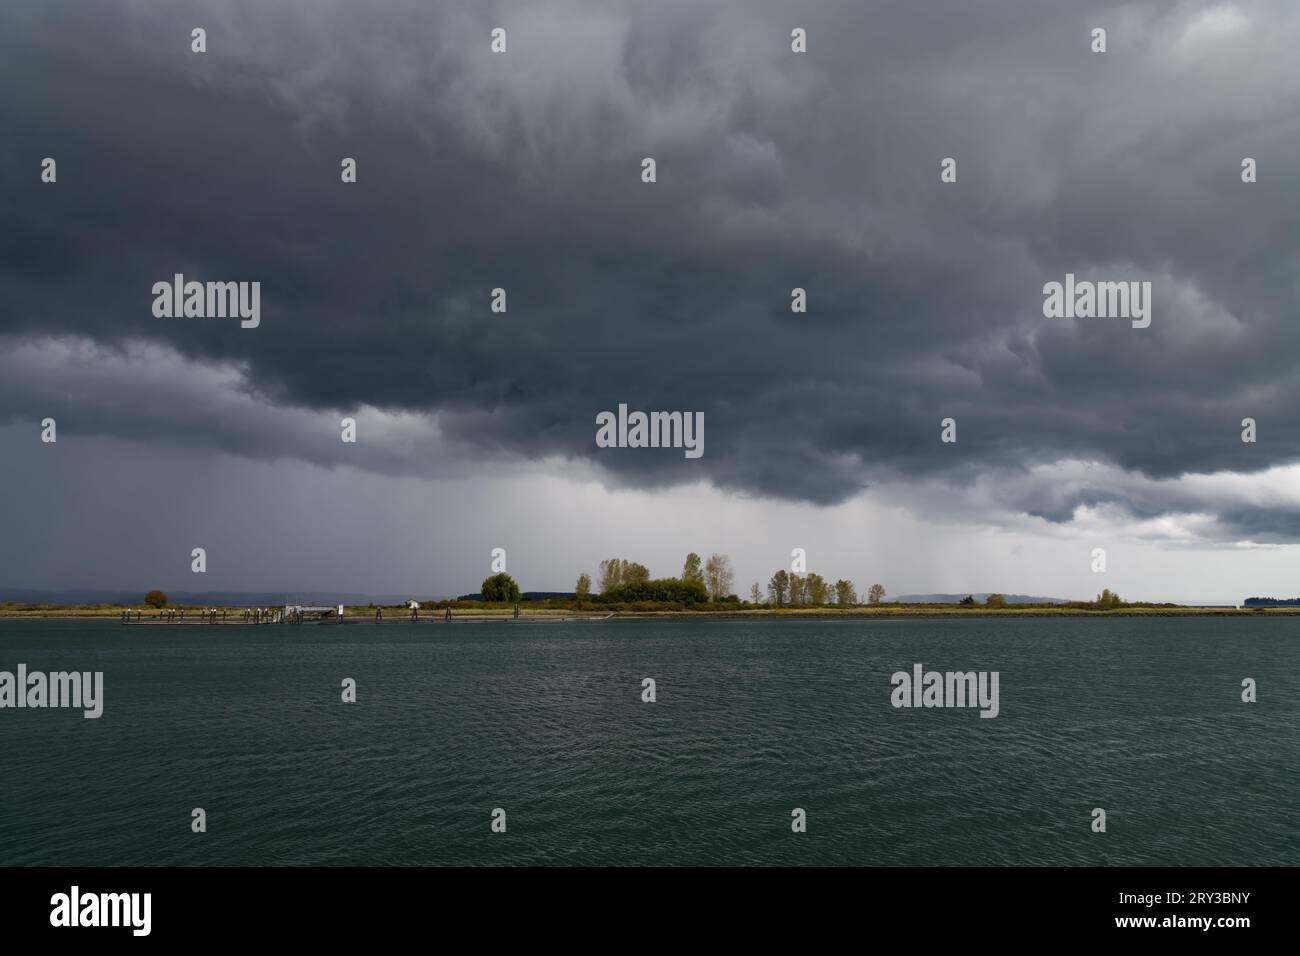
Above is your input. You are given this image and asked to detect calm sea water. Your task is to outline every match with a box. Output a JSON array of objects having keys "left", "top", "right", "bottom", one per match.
[{"left": 0, "top": 616, "right": 1295, "bottom": 866}]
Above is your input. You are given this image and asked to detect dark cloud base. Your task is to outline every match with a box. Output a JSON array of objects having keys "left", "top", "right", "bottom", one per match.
[{"left": 2, "top": 0, "right": 1299, "bottom": 538}]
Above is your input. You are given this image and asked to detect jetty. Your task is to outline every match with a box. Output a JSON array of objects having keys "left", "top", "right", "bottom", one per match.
[
  {"left": 119, "top": 605, "right": 345, "bottom": 625},
  {"left": 118, "top": 605, "right": 614, "bottom": 625}
]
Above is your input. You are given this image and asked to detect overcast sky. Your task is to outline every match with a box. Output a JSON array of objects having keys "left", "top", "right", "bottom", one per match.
[{"left": 2, "top": 0, "right": 1299, "bottom": 602}]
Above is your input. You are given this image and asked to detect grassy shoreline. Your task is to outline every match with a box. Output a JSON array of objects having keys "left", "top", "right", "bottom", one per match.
[{"left": 2, "top": 603, "right": 1294, "bottom": 620}]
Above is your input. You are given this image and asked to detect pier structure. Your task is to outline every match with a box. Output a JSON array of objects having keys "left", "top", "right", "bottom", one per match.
[
  {"left": 283, "top": 604, "right": 345, "bottom": 624},
  {"left": 120, "top": 603, "right": 344, "bottom": 624}
]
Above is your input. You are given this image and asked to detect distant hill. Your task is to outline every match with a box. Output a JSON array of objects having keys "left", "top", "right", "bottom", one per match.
[
  {"left": 1243, "top": 596, "right": 1300, "bottom": 607},
  {"left": 895, "top": 593, "right": 1073, "bottom": 605}
]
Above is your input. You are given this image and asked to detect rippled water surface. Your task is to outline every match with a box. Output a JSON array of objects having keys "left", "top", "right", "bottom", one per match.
[{"left": 1, "top": 616, "right": 1296, "bottom": 865}]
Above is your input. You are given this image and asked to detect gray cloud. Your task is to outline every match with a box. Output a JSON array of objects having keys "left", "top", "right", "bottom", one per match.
[{"left": 3, "top": 0, "right": 1300, "bottom": 543}]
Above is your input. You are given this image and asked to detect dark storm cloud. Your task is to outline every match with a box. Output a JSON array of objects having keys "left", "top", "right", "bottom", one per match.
[{"left": 3, "top": 0, "right": 1300, "bottom": 534}]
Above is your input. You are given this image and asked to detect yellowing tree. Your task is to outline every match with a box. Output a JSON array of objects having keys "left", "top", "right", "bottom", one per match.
[{"left": 704, "top": 553, "right": 734, "bottom": 600}]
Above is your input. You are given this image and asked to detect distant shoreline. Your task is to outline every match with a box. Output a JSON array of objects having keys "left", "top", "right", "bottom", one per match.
[{"left": 1, "top": 605, "right": 1293, "bottom": 620}]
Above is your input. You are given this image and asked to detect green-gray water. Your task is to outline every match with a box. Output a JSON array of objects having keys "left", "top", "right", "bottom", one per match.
[{"left": 1, "top": 616, "right": 1295, "bottom": 866}]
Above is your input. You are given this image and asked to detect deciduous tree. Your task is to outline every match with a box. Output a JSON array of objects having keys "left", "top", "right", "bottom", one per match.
[
  {"left": 682, "top": 553, "right": 705, "bottom": 588},
  {"left": 768, "top": 570, "right": 789, "bottom": 606},
  {"left": 481, "top": 573, "right": 521, "bottom": 603},
  {"left": 704, "top": 553, "right": 734, "bottom": 600}
]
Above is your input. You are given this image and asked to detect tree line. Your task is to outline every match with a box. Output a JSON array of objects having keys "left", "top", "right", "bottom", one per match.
[
  {"left": 763, "top": 571, "right": 885, "bottom": 607},
  {"left": 567, "top": 553, "right": 886, "bottom": 608}
]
